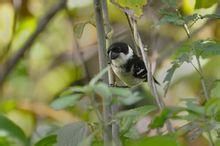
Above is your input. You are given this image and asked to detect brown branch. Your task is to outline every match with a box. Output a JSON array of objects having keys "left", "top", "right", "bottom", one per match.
[{"left": 0, "top": 0, "right": 67, "bottom": 86}]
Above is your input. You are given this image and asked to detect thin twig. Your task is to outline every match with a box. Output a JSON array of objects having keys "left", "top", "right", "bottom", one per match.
[
  {"left": 129, "top": 16, "right": 175, "bottom": 133},
  {"left": 195, "top": 55, "right": 209, "bottom": 100},
  {"left": 176, "top": 9, "right": 191, "bottom": 39},
  {"left": 182, "top": 14, "right": 213, "bottom": 144},
  {"left": 0, "top": 0, "right": 67, "bottom": 86},
  {"left": 190, "top": 62, "right": 202, "bottom": 77},
  {"left": 124, "top": 13, "right": 141, "bottom": 56},
  {"left": 183, "top": 20, "right": 210, "bottom": 100},
  {"left": 183, "top": 24, "right": 191, "bottom": 38},
  {"left": 93, "top": 0, "right": 112, "bottom": 145}
]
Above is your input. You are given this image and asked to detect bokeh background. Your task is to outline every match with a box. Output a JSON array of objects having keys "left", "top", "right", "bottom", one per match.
[{"left": 0, "top": 0, "right": 219, "bottom": 145}]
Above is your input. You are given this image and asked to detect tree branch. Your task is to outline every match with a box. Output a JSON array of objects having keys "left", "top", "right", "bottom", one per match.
[
  {"left": 0, "top": 0, "right": 67, "bottom": 86},
  {"left": 129, "top": 16, "right": 175, "bottom": 133},
  {"left": 93, "top": 0, "right": 112, "bottom": 146},
  {"left": 102, "top": 0, "right": 122, "bottom": 145},
  {"left": 124, "top": 13, "right": 141, "bottom": 56}
]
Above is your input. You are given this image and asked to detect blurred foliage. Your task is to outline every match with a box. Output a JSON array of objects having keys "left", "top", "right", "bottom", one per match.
[
  {"left": 0, "top": 0, "right": 219, "bottom": 146},
  {"left": 110, "top": 0, "right": 148, "bottom": 18}
]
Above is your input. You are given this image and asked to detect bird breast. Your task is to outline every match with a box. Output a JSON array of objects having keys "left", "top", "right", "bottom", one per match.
[{"left": 111, "top": 64, "right": 144, "bottom": 87}]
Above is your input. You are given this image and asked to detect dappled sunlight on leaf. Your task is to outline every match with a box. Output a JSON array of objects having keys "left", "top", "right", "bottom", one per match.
[
  {"left": 11, "top": 17, "right": 37, "bottom": 52},
  {"left": 111, "top": 0, "right": 148, "bottom": 18}
]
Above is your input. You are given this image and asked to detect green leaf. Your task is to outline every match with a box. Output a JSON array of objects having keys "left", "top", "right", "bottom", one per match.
[
  {"left": 185, "top": 102, "right": 205, "bottom": 115},
  {"left": 92, "top": 140, "right": 103, "bottom": 146},
  {"left": 60, "top": 86, "right": 85, "bottom": 96},
  {"left": 0, "top": 100, "right": 16, "bottom": 113},
  {"left": 118, "top": 94, "right": 143, "bottom": 105},
  {"left": 163, "top": 52, "right": 193, "bottom": 94},
  {"left": 93, "top": 83, "right": 112, "bottom": 98},
  {"left": 123, "top": 125, "right": 141, "bottom": 139},
  {"left": 111, "top": 0, "right": 148, "bottom": 18},
  {"left": 116, "top": 105, "right": 157, "bottom": 119},
  {"left": 194, "top": 40, "right": 220, "bottom": 58},
  {"left": 163, "top": 63, "right": 179, "bottom": 83},
  {"left": 215, "top": 139, "right": 220, "bottom": 146},
  {"left": 149, "top": 108, "right": 171, "bottom": 129},
  {"left": 50, "top": 94, "right": 82, "bottom": 110},
  {"left": 124, "top": 135, "right": 179, "bottom": 146},
  {"left": 78, "top": 132, "right": 96, "bottom": 146},
  {"left": 183, "top": 13, "right": 200, "bottom": 24},
  {"left": 0, "top": 137, "right": 10, "bottom": 146},
  {"left": 0, "top": 115, "right": 27, "bottom": 144},
  {"left": 73, "top": 17, "right": 96, "bottom": 39},
  {"left": 205, "top": 97, "right": 220, "bottom": 118},
  {"left": 57, "top": 122, "right": 89, "bottom": 146},
  {"left": 159, "top": 10, "right": 185, "bottom": 26},
  {"left": 110, "top": 87, "right": 143, "bottom": 105},
  {"left": 214, "top": 110, "right": 220, "bottom": 122},
  {"left": 118, "top": 105, "right": 157, "bottom": 137},
  {"left": 160, "top": 0, "right": 177, "bottom": 7},
  {"left": 211, "top": 81, "right": 220, "bottom": 97},
  {"left": 202, "top": 14, "right": 220, "bottom": 19},
  {"left": 195, "top": 0, "right": 217, "bottom": 9},
  {"left": 110, "top": 87, "right": 132, "bottom": 97},
  {"left": 120, "top": 116, "right": 135, "bottom": 135},
  {"left": 35, "top": 135, "right": 57, "bottom": 146}
]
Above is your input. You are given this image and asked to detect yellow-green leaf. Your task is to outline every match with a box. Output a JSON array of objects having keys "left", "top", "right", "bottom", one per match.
[
  {"left": 111, "top": 0, "right": 148, "bottom": 18},
  {"left": 195, "top": 0, "right": 217, "bottom": 9}
]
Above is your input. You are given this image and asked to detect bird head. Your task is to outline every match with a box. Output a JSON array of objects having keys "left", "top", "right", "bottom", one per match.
[{"left": 107, "top": 42, "right": 134, "bottom": 66}]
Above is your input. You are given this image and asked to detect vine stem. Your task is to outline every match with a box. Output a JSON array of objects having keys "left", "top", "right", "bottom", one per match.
[
  {"left": 196, "top": 55, "right": 209, "bottom": 100},
  {"left": 181, "top": 17, "right": 210, "bottom": 101},
  {"left": 93, "top": 0, "right": 112, "bottom": 145},
  {"left": 129, "top": 16, "right": 174, "bottom": 133},
  {"left": 124, "top": 13, "right": 141, "bottom": 56},
  {"left": 182, "top": 12, "right": 213, "bottom": 145}
]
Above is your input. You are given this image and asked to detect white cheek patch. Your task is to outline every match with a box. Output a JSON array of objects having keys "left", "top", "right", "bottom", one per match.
[{"left": 111, "top": 46, "right": 133, "bottom": 67}]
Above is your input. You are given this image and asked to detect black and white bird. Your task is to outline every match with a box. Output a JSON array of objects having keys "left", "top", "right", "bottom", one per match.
[{"left": 107, "top": 42, "right": 159, "bottom": 87}]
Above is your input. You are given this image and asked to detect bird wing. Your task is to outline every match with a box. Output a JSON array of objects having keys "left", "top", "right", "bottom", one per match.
[{"left": 132, "top": 59, "right": 148, "bottom": 79}]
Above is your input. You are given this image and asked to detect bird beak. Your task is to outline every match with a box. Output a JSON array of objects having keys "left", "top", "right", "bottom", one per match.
[{"left": 110, "top": 52, "right": 119, "bottom": 59}]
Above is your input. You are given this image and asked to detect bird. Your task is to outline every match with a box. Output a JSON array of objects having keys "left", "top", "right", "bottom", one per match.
[{"left": 107, "top": 42, "right": 159, "bottom": 87}]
